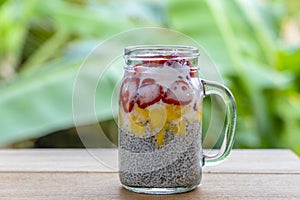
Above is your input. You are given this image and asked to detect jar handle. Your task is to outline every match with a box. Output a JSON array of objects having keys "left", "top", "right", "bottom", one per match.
[{"left": 201, "top": 79, "right": 237, "bottom": 166}]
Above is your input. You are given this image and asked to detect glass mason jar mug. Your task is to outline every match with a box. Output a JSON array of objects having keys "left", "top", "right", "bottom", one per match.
[{"left": 118, "top": 45, "right": 236, "bottom": 194}]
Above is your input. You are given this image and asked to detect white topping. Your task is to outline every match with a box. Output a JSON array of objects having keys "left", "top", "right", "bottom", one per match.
[{"left": 139, "top": 64, "right": 190, "bottom": 89}]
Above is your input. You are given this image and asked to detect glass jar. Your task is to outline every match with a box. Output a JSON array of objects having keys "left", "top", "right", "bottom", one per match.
[{"left": 118, "top": 45, "right": 236, "bottom": 194}]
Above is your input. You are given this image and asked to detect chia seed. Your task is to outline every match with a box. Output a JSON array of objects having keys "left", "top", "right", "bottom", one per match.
[{"left": 119, "top": 121, "right": 202, "bottom": 188}]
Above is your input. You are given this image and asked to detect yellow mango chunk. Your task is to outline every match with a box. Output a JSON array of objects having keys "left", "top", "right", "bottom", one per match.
[
  {"left": 198, "top": 109, "right": 202, "bottom": 122},
  {"left": 148, "top": 106, "right": 167, "bottom": 132},
  {"left": 128, "top": 104, "right": 151, "bottom": 136},
  {"left": 134, "top": 104, "right": 149, "bottom": 119},
  {"left": 166, "top": 104, "right": 183, "bottom": 121},
  {"left": 129, "top": 117, "right": 146, "bottom": 136},
  {"left": 130, "top": 104, "right": 149, "bottom": 127},
  {"left": 155, "top": 129, "right": 165, "bottom": 147},
  {"left": 164, "top": 122, "right": 170, "bottom": 130},
  {"left": 178, "top": 120, "right": 186, "bottom": 136},
  {"left": 164, "top": 122, "right": 179, "bottom": 134}
]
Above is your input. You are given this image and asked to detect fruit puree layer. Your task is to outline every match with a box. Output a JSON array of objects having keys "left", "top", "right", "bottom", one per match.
[
  {"left": 119, "top": 62, "right": 201, "bottom": 140},
  {"left": 119, "top": 55, "right": 202, "bottom": 188}
]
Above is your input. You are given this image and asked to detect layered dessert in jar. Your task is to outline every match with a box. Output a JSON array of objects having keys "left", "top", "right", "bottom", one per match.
[{"left": 119, "top": 54, "right": 203, "bottom": 188}]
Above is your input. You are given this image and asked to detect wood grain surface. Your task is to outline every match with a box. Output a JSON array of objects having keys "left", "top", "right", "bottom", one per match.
[{"left": 0, "top": 149, "right": 299, "bottom": 199}]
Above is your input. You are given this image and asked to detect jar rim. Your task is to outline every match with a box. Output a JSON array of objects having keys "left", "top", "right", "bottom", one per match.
[{"left": 124, "top": 45, "right": 199, "bottom": 61}]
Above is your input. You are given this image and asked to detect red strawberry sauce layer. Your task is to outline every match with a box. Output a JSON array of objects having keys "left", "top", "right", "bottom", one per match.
[
  {"left": 136, "top": 80, "right": 164, "bottom": 109},
  {"left": 119, "top": 77, "right": 140, "bottom": 113},
  {"left": 162, "top": 80, "right": 193, "bottom": 106},
  {"left": 120, "top": 54, "right": 198, "bottom": 112}
]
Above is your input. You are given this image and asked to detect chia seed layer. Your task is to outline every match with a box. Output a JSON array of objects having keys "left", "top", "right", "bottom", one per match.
[{"left": 119, "top": 121, "right": 202, "bottom": 188}]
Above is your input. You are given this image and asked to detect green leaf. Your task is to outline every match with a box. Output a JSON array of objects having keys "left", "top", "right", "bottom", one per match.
[
  {"left": 0, "top": 53, "right": 120, "bottom": 146},
  {"left": 0, "top": 0, "right": 38, "bottom": 74},
  {"left": 0, "top": 1, "right": 169, "bottom": 146},
  {"left": 0, "top": 60, "right": 78, "bottom": 145},
  {"left": 277, "top": 47, "right": 300, "bottom": 73},
  {"left": 242, "top": 59, "right": 293, "bottom": 89},
  {"left": 275, "top": 93, "right": 300, "bottom": 154},
  {"left": 167, "top": 0, "right": 281, "bottom": 147}
]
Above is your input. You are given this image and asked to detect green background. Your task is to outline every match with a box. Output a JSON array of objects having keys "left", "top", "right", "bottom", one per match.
[{"left": 0, "top": 0, "right": 299, "bottom": 155}]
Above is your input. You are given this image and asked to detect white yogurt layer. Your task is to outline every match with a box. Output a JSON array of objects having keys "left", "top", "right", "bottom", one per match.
[{"left": 137, "top": 64, "right": 190, "bottom": 89}]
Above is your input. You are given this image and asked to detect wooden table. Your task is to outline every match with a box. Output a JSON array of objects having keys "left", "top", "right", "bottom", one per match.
[{"left": 1, "top": 149, "right": 299, "bottom": 199}]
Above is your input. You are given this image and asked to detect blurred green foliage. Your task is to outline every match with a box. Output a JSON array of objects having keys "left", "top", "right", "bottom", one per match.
[{"left": 0, "top": 0, "right": 299, "bottom": 154}]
